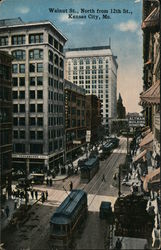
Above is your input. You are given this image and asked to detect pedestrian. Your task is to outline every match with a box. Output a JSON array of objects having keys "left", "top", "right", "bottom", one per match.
[
  {"left": 41, "top": 192, "right": 45, "bottom": 203},
  {"left": 102, "top": 174, "right": 106, "bottom": 182},
  {"left": 14, "top": 199, "right": 17, "bottom": 210},
  {"left": 45, "top": 190, "right": 48, "bottom": 200},
  {"left": 115, "top": 238, "right": 122, "bottom": 250},
  {"left": 49, "top": 178, "right": 52, "bottom": 187},
  {"left": 70, "top": 181, "right": 73, "bottom": 191},
  {"left": 35, "top": 190, "right": 38, "bottom": 200},
  {"left": 5, "top": 205, "right": 10, "bottom": 218},
  {"left": 46, "top": 178, "right": 49, "bottom": 186},
  {"left": 30, "top": 189, "right": 34, "bottom": 199}
]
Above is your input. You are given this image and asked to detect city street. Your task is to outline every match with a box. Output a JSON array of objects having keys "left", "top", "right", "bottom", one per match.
[{"left": 2, "top": 137, "right": 129, "bottom": 250}]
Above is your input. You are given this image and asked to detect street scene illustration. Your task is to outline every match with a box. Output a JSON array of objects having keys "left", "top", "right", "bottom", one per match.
[{"left": 0, "top": 0, "right": 160, "bottom": 249}]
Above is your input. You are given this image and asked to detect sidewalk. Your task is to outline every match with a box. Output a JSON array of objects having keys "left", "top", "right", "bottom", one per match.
[{"left": 1, "top": 191, "right": 43, "bottom": 231}]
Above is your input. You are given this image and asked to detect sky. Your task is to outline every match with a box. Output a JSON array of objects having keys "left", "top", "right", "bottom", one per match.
[{"left": 0, "top": 0, "right": 143, "bottom": 112}]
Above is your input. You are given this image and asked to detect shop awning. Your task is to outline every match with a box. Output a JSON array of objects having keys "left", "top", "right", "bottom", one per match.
[
  {"left": 142, "top": 128, "right": 151, "bottom": 137},
  {"left": 133, "top": 149, "right": 147, "bottom": 163},
  {"left": 140, "top": 80, "right": 160, "bottom": 105},
  {"left": 143, "top": 168, "right": 160, "bottom": 192},
  {"left": 139, "top": 131, "right": 153, "bottom": 150},
  {"left": 142, "top": 7, "right": 160, "bottom": 30},
  {"left": 144, "top": 60, "right": 152, "bottom": 66},
  {"left": 141, "top": 126, "right": 150, "bottom": 132}
]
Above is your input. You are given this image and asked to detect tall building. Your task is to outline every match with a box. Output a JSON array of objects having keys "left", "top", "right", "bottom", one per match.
[
  {"left": 0, "top": 51, "right": 12, "bottom": 198},
  {"left": 0, "top": 18, "right": 67, "bottom": 174},
  {"left": 86, "top": 95, "right": 102, "bottom": 143},
  {"left": 65, "top": 46, "right": 118, "bottom": 133},
  {"left": 64, "top": 79, "right": 86, "bottom": 161}
]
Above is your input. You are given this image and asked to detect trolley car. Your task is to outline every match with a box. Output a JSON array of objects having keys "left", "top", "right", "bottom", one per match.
[
  {"left": 80, "top": 156, "right": 99, "bottom": 182},
  {"left": 50, "top": 189, "right": 87, "bottom": 249}
]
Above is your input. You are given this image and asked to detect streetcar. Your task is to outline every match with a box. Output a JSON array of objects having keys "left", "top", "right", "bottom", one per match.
[
  {"left": 50, "top": 189, "right": 87, "bottom": 249},
  {"left": 80, "top": 156, "right": 99, "bottom": 182}
]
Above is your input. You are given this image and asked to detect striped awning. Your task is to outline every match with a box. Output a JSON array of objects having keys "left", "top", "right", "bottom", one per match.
[
  {"left": 139, "top": 132, "right": 153, "bottom": 150},
  {"left": 143, "top": 168, "right": 160, "bottom": 192},
  {"left": 140, "top": 80, "right": 160, "bottom": 105},
  {"left": 133, "top": 149, "right": 147, "bottom": 163},
  {"left": 142, "top": 7, "right": 160, "bottom": 30},
  {"left": 142, "top": 128, "right": 151, "bottom": 137}
]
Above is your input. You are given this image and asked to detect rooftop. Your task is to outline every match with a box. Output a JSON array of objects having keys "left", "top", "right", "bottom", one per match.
[
  {"left": 0, "top": 17, "right": 67, "bottom": 42},
  {"left": 65, "top": 46, "right": 111, "bottom": 52}
]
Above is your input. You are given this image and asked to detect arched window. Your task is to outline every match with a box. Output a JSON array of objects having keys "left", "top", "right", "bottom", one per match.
[
  {"left": 54, "top": 54, "right": 59, "bottom": 65},
  {"left": 12, "top": 50, "right": 26, "bottom": 60},
  {"left": 79, "top": 59, "right": 84, "bottom": 65},
  {"left": 29, "top": 49, "right": 43, "bottom": 60},
  {"left": 86, "top": 58, "right": 90, "bottom": 64},
  {"left": 73, "top": 59, "right": 77, "bottom": 65},
  {"left": 48, "top": 50, "right": 53, "bottom": 62},
  {"left": 92, "top": 58, "right": 96, "bottom": 64},
  {"left": 98, "top": 58, "right": 103, "bottom": 64}
]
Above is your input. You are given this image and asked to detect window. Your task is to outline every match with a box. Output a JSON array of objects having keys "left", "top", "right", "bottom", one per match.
[
  {"left": 19, "top": 77, "right": 25, "bottom": 86},
  {"left": 12, "top": 50, "right": 26, "bottom": 60},
  {"left": 29, "top": 33, "right": 43, "bottom": 44},
  {"left": 37, "top": 117, "right": 43, "bottom": 126},
  {"left": 12, "top": 35, "right": 25, "bottom": 45},
  {"left": 13, "top": 117, "right": 18, "bottom": 126},
  {"left": 37, "top": 90, "right": 43, "bottom": 99},
  {"left": 30, "top": 104, "right": 35, "bottom": 112},
  {"left": 19, "top": 91, "right": 25, "bottom": 99},
  {"left": 29, "top": 117, "right": 35, "bottom": 126},
  {"left": 14, "top": 143, "right": 25, "bottom": 153},
  {"left": 29, "top": 63, "right": 35, "bottom": 73},
  {"left": 60, "top": 58, "right": 64, "bottom": 68},
  {"left": 30, "top": 131, "right": 35, "bottom": 139},
  {"left": 12, "top": 64, "right": 18, "bottom": 74},
  {"left": 54, "top": 54, "right": 59, "bottom": 65},
  {"left": 30, "top": 143, "right": 43, "bottom": 154},
  {"left": 80, "top": 59, "right": 83, "bottom": 65},
  {"left": 16, "top": 105, "right": 23, "bottom": 116},
  {"left": 30, "top": 91, "right": 35, "bottom": 99},
  {"left": 0, "top": 36, "right": 8, "bottom": 46},
  {"left": 13, "top": 104, "right": 18, "bottom": 113},
  {"left": 37, "top": 76, "right": 43, "bottom": 85},
  {"left": 86, "top": 58, "right": 90, "bottom": 64},
  {"left": 99, "top": 58, "right": 103, "bottom": 64},
  {"left": 48, "top": 34, "right": 53, "bottom": 45},
  {"left": 54, "top": 39, "right": 58, "bottom": 50},
  {"left": 37, "top": 131, "right": 43, "bottom": 140},
  {"left": 37, "top": 104, "right": 43, "bottom": 112},
  {"left": 19, "top": 130, "right": 25, "bottom": 139},
  {"left": 37, "top": 63, "right": 43, "bottom": 72},
  {"left": 30, "top": 77, "right": 35, "bottom": 86},
  {"left": 19, "top": 117, "right": 25, "bottom": 126},
  {"left": 73, "top": 59, "right": 77, "bottom": 65},
  {"left": 13, "top": 130, "right": 18, "bottom": 139},
  {"left": 29, "top": 49, "right": 43, "bottom": 60},
  {"left": 59, "top": 44, "right": 63, "bottom": 53},
  {"left": 13, "top": 91, "right": 18, "bottom": 99},
  {"left": 48, "top": 50, "right": 53, "bottom": 62},
  {"left": 19, "top": 64, "right": 25, "bottom": 73},
  {"left": 13, "top": 77, "right": 18, "bottom": 86}
]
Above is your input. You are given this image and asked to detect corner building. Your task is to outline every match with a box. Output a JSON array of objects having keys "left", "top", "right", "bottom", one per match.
[
  {"left": 0, "top": 18, "right": 67, "bottom": 173},
  {"left": 65, "top": 46, "right": 118, "bottom": 133},
  {"left": 0, "top": 51, "right": 12, "bottom": 198}
]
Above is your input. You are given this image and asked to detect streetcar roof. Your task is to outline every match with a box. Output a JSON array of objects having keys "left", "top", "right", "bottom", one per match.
[
  {"left": 50, "top": 189, "right": 86, "bottom": 224},
  {"left": 84, "top": 157, "right": 98, "bottom": 167}
]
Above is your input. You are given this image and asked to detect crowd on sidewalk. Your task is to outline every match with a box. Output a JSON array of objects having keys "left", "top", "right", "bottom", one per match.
[
  {"left": 127, "top": 128, "right": 160, "bottom": 249},
  {"left": 1, "top": 188, "right": 49, "bottom": 231}
]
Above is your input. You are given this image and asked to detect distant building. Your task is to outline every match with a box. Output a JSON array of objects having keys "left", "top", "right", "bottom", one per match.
[
  {"left": 0, "top": 51, "right": 12, "bottom": 198},
  {"left": 65, "top": 46, "right": 118, "bottom": 133},
  {"left": 0, "top": 18, "right": 67, "bottom": 174},
  {"left": 86, "top": 95, "right": 102, "bottom": 143},
  {"left": 127, "top": 112, "right": 145, "bottom": 128},
  {"left": 64, "top": 79, "right": 86, "bottom": 161}
]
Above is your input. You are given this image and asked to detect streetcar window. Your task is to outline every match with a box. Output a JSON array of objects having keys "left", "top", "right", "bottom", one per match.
[{"left": 53, "top": 224, "right": 61, "bottom": 232}]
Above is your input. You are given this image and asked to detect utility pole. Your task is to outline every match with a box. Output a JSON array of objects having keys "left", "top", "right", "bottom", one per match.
[{"left": 118, "top": 165, "right": 121, "bottom": 198}]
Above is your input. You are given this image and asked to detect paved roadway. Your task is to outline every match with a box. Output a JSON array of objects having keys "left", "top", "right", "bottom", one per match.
[{"left": 2, "top": 137, "right": 129, "bottom": 250}]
